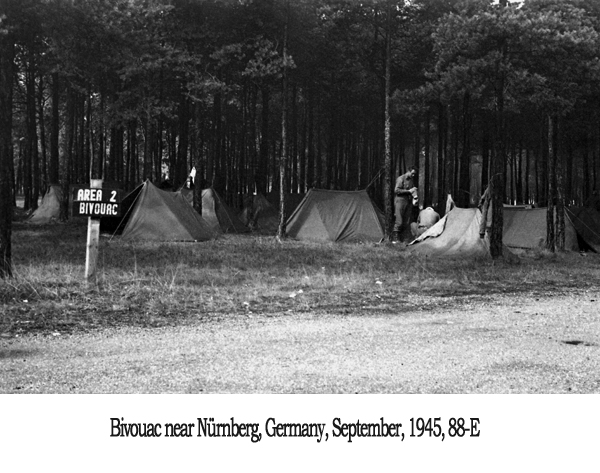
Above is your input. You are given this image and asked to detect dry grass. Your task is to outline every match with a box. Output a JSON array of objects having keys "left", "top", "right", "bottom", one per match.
[{"left": 2, "top": 220, "right": 599, "bottom": 336}]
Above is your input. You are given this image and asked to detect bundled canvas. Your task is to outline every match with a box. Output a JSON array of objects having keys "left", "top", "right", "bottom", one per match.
[
  {"left": 115, "top": 180, "right": 216, "bottom": 241},
  {"left": 408, "top": 207, "right": 490, "bottom": 258},
  {"left": 285, "top": 188, "right": 385, "bottom": 243},
  {"left": 179, "top": 187, "right": 249, "bottom": 234}
]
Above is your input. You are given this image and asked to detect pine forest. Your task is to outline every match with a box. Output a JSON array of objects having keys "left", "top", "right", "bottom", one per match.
[{"left": 2, "top": 0, "right": 600, "bottom": 274}]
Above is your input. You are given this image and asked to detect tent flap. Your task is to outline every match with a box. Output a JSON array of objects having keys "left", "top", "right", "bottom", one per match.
[{"left": 407, "top": 207, "right": 490, "bottom": 258}]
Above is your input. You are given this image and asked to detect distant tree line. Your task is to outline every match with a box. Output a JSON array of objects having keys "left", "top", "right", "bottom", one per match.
[{"left": 2, "top": 0, "right": 600, "bottom": 276}]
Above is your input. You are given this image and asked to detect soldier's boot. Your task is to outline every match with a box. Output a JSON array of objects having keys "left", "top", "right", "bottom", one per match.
[{"left": 391, "top": 231, "right": 399, "bottom": 243}]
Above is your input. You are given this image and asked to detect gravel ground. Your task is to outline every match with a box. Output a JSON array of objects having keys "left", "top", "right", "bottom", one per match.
[{"left": 1, "top": 290, "right": 598, "bottom": 394}]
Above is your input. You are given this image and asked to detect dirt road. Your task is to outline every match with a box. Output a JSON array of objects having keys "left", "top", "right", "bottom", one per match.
[{"left": 1, "top": 291, "right": 598, "bottom": 393}]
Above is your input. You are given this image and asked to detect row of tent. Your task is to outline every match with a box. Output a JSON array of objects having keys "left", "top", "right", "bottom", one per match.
[
  {"left": 27, "top": 181, "right": 388, "bottom": 242},
  {"left": 27, "top": 182, "right": 249, "bottom": 239},
  {"left": 107, "top": 182, "right": 386, "bottom": 242},
  {"left": 25, "top": 181, "right": 600, "bottom": 256}
]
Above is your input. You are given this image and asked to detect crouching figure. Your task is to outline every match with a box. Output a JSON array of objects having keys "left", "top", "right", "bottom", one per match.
[{"left": 410, "top": 206, "right": 440, "bottom": 238}]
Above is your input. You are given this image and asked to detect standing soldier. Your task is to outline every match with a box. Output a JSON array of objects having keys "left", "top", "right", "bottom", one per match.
[{"left": 393, "top": 166, "right": 417, "bottom": 243}]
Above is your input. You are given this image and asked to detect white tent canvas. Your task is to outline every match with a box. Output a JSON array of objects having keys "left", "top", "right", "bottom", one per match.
[{"left": 28, "top": 185, "right": 62, "bottom": 224}]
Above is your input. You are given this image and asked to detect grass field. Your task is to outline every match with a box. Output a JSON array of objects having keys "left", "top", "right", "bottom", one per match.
[{"left": 1, "top": 220, "right": 599, "bottom": 393}]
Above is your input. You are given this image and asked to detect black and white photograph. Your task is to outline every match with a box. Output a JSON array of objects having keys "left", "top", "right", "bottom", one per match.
[{"left": 1, "top": 0, "right": 599, "bottom": 470}]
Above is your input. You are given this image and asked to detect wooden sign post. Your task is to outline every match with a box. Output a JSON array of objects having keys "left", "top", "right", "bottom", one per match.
[
  {"left": 85, "top": 179, "right": 103, "bottom": 283},
  {"left": 72, "top": 180, "right": 122, "bottom": 284}
]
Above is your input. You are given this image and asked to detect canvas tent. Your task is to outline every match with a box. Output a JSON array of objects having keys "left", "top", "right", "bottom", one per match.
[
  {"left": 100, "top": 183, "right": 143, "bottom": 235},
  {"left": 565, "top": 207, "right": 600, "bottom": 252},
  {"left": 179, "top": 187, "right": 249, "bottom": 234},
  {"left": 502, "top": 207, "right": 581, "bottom": 251},
  {"left": 110, "top": 180, "right": 216, "bottom": 241},
  {"left": 28, "top": 185, "right": 62, "bottom": 224},
  {"left": 285, "top": 188, "right": 385, "bottom": 243},
  {"left": 408, "top": 206, "right": 491, "bottom": 258},
  {"left": 409, "top": 202, "right": 600, "bottom": 258},
  {"left": 266, "top": 192, "right": 306, "bottom": 219},
  {"left": 240, "top": 193, "right": 280, "bottom": 233}
]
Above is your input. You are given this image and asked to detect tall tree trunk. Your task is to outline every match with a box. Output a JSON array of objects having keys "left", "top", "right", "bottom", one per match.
[
  {"left": 176, "top": 95, "right": 189, "bottom": 189},
  {"left": 546, "top": 114, "right": 556, "bottom": 252},
  {"left": 306, "top": 90, "right": 315, "bottom": 188},
  {"left": 516, "top": 142, "right": 523, "bottom": 204},
  {"left": 127, "top": 120, "right": 138, "bottom": 189},
  {"left": 61, "top": 85, "right": 76, "bottom": 222},
  {"left": 26, "top": 47, "right": 39, "bottom": 210},
  {"left": 458, "top": 92, "right": 471, "bottom": 207},
  {"left": 23, "top": 62, "right": 33, "bottom": 210},
  {"left": 451, "top": 103, "right": 460, "bottom": 200},
  {"left": 489, "top": 78, "right": 506, "bottom": 258},
  {"left": 290, "top": 84, "right": 298, "bottom": 193},
  {"left": 143, "top": 118, "right": 153, "bottom": 181},
  {"left": 37, "top": 76, "right": 48, "bottom": 193},
  {"left": 96, "top": 91, "right": 105, "bottom": 179},
  {"left": 192, "top": 103, "right": 203, "bottom": 216},
  {"left": 437, "top": 103, "right": 446, "bottom": 212},
  {"left": 49, "top": 72, "right": 60, "bottom": 184},
  {"left": 315, "top": 102, "right": 322, "bottom": 187},
  {"left": 524, "top": 147, "right": 530, "bottom": 204},
  {"left": 299, "top": 86, "right": 308, "bottom": 193},
  {"left": 555, "top": 116, "right": 565, "bottom": 250},
  {"left": 383, "top": 1, "right": 392, "bottom": 239},
  {"left": 582, "top": 132, "right": 589, "bottom": 203},
  {"left": 565, "top": 135, "right": 573, "bottom": 206},
  {"left": 413, "top": 122, "right": 420, "bottom": 188},
  {"left": 248, "top": 86, "right": 258, "bottom": 193},
  {"left": 85, "top": 87, "right": 93, "bottom": 180},
  {"left": 258, "top": 87, "right": 270, "bottom": 194},
  {"left": 0, "top": 26, "right": 15, "bottom": 278},
  {"left": 278, "top": 1, "right": 290, "bottom": 241},
  {"left": 423, "top": 109, "right": 431, "bottom": 207},
  {"left": 481, "top": 114, "right": 490, "bottom": 194}
]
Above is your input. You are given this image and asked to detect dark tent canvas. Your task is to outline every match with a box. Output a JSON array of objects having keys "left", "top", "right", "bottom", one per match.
[
  {"left": 119, "top": 180, "right": 216, "bottom": 241},
  {"left": 28, "top": 185, "right": 62, "bottom": 224},
  {"left": 179, "top": 187, "right": 249, "bottom": 234},
  {"left": 285, "top": 188, "right": 385, "bottom": 242},
  {"left": 408, "top": 207, "right": 490, "bottom": 258},
  {"left": 100, "top": 183, "right": 144, "bottom": 235},
  {"left": 266, "top": 192, "right": 306, "bottom": 219},
  {"left": 240, "top": 193, "right": 280, "bottom": 233},
  {"left": 565, "top": 207, "right": 600, "bottom": 252},
  {"left": 502, "top": 207, "right": 579, "bottom": 251}
]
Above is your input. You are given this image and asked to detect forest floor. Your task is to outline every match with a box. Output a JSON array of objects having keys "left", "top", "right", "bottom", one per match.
[{"left": 1, "top": 220, "right": 599, "bottom": 393}]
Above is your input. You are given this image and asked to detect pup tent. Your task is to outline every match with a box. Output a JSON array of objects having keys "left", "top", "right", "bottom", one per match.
[
  {"left": 240, "top": 193, "right": 280, "bottom": 233},
  {"left": 179, "top": 187, "right": 249, "bottom": 234},
  {"left": 101, "top": 180, "right": 216, "bottom": 241},
  {"left": 285, "top": 188, "right": 385, "bottom": 243},
  {"left": 502, "top": 207, "right": 583, "bottom": 251},
  {"left": 266, "top": 192, "right": 306, "bottom": 219},
  {"left": 28, "top": 184, "right": 62, "bottom": 224},
  {"left": 408, "top": 206, "right": 491, "bottom": 258},
  {"left": 566, "top": 207, "right": 600, "bottom": 252}
]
